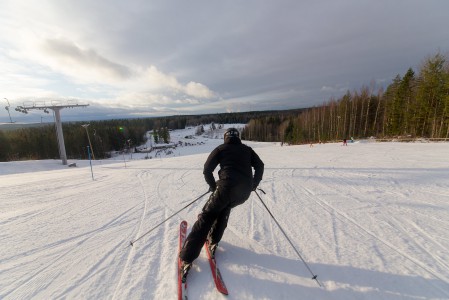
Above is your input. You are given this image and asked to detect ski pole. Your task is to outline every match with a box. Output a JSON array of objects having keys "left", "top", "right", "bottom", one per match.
[
  {"left": 129, "top": 190, "right": 210, "bottom": 247},
  {"left": 254, "top": 189, "right": 323, "bottom": 288},
  {"left": 87, "top": 146, "right": 94, "bottom": 181}
]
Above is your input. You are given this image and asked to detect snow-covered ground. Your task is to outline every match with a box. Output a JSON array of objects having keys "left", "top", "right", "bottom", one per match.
[{"left": 1, "top": 126, "right": 449, "bottom": 299}]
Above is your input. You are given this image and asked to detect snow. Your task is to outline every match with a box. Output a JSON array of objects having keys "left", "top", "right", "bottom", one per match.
[{"left": 1, "top": 126, "right": 449, "bottom": 299}]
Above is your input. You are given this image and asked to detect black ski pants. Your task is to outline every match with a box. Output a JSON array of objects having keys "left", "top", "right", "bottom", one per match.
[{"left": 179, "top": 181, "right": 251, "bottom": 264}]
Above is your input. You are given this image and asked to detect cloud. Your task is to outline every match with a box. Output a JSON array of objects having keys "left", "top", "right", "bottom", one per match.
[
  {"left": 39, "top": 39, "right": 216, "bottom": 106},
  {"left": 27, "top": 37, "right": 217, "bottom": 110},
  {"left": 320, "top": 84, "right": 348, "bottom": 93},
  {"left": 184, "top": 82, "right": 214, "bottom": 98},
  {"left": 42, "top": 38, "right": 134, "bottom": 81},
  {"left": 141, "top": 66, "right": 214, "bottom": 98}
]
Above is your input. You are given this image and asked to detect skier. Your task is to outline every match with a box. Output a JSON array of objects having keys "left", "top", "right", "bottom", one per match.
[{"left": 179, "top": 127, "right": 264, "bottom": 276}]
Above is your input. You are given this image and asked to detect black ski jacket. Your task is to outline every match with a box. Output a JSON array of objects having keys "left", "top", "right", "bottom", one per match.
[{"left": 203, "top": 136, "right": 264, "bottom": 191}]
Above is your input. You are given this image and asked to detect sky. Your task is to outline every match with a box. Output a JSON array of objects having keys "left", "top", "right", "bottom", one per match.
[{"left": 1, "top": 0, "right": 449, "bottom": 123}]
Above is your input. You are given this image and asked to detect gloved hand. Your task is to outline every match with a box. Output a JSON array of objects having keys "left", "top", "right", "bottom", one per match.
[
  {"left": 208, "top": 184, "right": 216, "bottom": 193},
  {"left": 252, "top": 183, "right": 258, "bottom": 191}
]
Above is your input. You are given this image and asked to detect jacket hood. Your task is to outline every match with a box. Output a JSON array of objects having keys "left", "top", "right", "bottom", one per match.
[{"left": 224, "top": 136, "right": 242, "bottom": 144}]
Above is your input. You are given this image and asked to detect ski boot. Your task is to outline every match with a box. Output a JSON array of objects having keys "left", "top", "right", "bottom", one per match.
[
  {"left": 180, "top": 261, "right": 192, "bottom": 283},
  {"left": 208, "top": 242, "right": 218, "bottom": 259}
]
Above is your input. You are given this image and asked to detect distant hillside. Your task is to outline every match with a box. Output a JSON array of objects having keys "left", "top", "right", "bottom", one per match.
[{"left": 0, "top": 122, "right": 54, "bottom": 131}]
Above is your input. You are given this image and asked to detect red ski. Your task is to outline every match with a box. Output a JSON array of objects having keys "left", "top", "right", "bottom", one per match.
[
  {"left": 178, "top": 221, "right": 188, "bottom": 300},
  {"left": 204, "top": 241, "right": 228, "bottom": 295}
]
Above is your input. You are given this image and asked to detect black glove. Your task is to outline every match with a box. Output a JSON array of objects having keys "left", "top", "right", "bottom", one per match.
[
  {"left": 252, "top": 183, "right": 258, "bottom": 191},
  {"left": 208, "top": 184, "right": 216, "bottom": 193}
]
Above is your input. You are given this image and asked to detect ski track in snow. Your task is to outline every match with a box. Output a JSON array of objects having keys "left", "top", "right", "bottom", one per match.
[
  {"left": 111, "top": 170, "right": 148, "bottom": 300},
  {"left": 303, "top": 183, "right": 447, "bottom": 286},
  {"left": 1, "top": 134, "right": 449, "bottom": 299}
]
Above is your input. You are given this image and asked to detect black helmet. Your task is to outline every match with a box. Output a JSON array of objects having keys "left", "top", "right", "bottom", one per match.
[{"left": 224, "top": 127, "right": 240, "bottom": 139}]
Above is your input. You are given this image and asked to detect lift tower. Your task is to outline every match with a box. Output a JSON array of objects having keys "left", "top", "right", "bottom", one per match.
[{"left": 16, "top": 101, "right": 89, "bottom": 165}]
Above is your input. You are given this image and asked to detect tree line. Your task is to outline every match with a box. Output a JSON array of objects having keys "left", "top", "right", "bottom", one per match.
[
  {"left": 242, "top": 52, "right": 449, "bottom": 144},
  {"left": 1, "top": 111, "right": 283, "bottom": 161},
  {"left": 0, "top": 117, "right": 180, "bottom": 161}
]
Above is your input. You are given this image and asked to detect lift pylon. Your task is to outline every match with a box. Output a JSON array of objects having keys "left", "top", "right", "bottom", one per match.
[{"left": 16, "top": 100, "right": 89, "bottom": 165}]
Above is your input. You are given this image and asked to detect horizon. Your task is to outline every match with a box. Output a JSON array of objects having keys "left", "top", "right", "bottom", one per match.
[{"left": 0, "top": 106, "right": 307, "bottom": 126}]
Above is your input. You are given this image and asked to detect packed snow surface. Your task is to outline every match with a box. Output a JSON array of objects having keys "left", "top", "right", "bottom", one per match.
[{"left": 1, "top": 126, "right": 449, "bottom": 299}]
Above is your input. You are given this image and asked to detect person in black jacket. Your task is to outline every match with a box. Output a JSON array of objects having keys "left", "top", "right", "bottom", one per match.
[{"left": 179, "top": 127, "right": 264, "bottom": 275}]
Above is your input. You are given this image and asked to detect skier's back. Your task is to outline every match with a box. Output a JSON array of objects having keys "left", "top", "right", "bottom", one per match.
[{"left": 179, "top": 127, "right": 264, "bottom": 274}]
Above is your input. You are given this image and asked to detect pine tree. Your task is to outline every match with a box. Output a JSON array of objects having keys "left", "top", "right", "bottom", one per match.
[
  {"left": 153, "top": 129, "right": 159, "bottom": 144},
  {"left": 416, "top": 53, "right": 448, "bottom": 137}
]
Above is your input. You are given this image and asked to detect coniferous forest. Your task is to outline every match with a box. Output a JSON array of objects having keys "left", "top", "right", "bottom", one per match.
[
  {"left": 1, "top": 52, "right": 448, "bottom": 162},
  {"left": 242, "top": 53, "right": 449, "bottom": 143}
]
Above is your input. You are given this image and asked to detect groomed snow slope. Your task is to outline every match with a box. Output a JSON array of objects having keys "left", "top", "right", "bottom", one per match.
[{"left": 1, "top": 131, "right": 449, "bottom": 299}]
